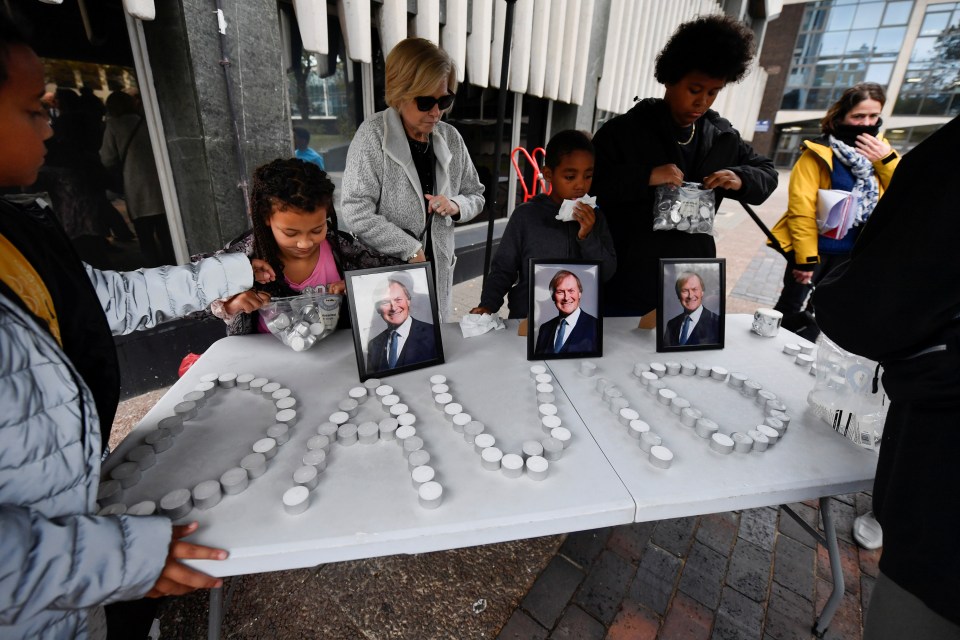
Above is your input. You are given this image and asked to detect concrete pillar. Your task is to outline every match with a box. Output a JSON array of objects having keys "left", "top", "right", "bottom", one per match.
[{"left": 143, "top": 0, "right": 291, "bottom": 254}]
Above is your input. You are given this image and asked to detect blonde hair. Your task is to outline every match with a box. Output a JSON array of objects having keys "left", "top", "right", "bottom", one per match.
[{"left": 384, "top": 38, "right": 458, "bottom": 110}]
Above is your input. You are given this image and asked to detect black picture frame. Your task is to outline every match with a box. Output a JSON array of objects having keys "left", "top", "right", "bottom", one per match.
[
  {"left": 527, "top": 259, "right": 603, "bottom": 360},
  {"left": 657, "top": 258, "right": 726, "bottom": 353},
  {"left": 344, "top": 263, "right": 444, "bottom": 381}
]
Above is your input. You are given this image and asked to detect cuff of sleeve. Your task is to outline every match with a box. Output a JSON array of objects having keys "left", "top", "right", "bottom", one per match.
[
  {"left": 110, "top": 515, "right": 172, "bottom": 602},
  {"left": 210, "top": 299, "right": 239, "bottom": 324}
]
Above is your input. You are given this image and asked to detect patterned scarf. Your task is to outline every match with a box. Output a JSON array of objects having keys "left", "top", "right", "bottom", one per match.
[{"left": 829, "top": 135, "right": 879, "bottom": 225}]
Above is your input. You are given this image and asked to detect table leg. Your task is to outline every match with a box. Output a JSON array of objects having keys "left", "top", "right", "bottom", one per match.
[
  {"left": 208, "top": 585, "right": 223, "bottom": 640},
  {"left": 813, "top": 496, "right": 844, "bottom": 637}
]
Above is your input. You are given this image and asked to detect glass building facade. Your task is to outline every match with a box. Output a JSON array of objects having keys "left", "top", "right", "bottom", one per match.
[{"left": 894, "top": 2, "right": 960, "bottom": 115}]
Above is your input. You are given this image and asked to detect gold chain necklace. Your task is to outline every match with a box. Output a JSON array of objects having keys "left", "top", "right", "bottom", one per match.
[{"left": 677, "top": 122, "right": 696, "bottom": 146}]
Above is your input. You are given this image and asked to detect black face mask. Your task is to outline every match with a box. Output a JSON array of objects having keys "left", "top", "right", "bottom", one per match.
[{"left": 832, "top": 118, "right": 882, "bottom": 146}]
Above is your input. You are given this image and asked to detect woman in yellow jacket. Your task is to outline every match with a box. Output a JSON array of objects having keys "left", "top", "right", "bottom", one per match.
[{"left": 770, "top": 83, "right": 900, "bottom": 339}]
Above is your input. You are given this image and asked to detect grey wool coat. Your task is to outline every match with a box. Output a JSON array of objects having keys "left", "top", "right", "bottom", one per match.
[
  {"left": 340, "top": 108, "right": 485, "bottom": 320},
  {"left": 0, "top": 253, "right": 252, "bottom": 638}
]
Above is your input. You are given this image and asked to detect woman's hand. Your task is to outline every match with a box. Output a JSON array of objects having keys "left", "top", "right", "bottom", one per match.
[
  {"left": 649, "top": 163, "right": 684, "bottom": 187},
  {"left": 573, "top": 202, "right": 596, "bottom": 240},
  {"left": 469, "top": 306, "right": 493, "bottom": 315},
  {"left": 251, "top": 259, "right": 275, "bottom": 284},
  {"left": 146, "top": 522, "right": 227, "bottom": 598},
  {"left": 223, "top": 290, "right": 271, "bottom": 315},
  {"left": 327, "top": 280, "right": 346, "bottom": 295},
  {"left": 703, "top": 169, "right": 742, "bottom": 191},
  {"left": 855, "top": 134, "right": 892, "bottom": 162},
  {"left": 791, "top": 268, "right": 814, "bottom": 284},
  {"left": 425, "top": 194, "right": 460, "bottom": 218}
]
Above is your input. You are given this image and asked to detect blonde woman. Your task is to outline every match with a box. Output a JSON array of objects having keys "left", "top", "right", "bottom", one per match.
[{"left": 341, "top": 38, "right": 485, "bottom": 319}]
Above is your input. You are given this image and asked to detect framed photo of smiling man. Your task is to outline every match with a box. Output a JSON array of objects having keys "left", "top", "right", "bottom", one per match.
[
  {"left": 345, "top": 263, "right": 444, "bottom": 381},
  {"left": 657, "top": 258, "right": 726, "bottom": 353},
  {"left": 529, "top": 260, "right": 603, "bottom": 360}
]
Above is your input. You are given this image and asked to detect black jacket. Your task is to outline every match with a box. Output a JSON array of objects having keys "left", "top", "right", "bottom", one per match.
[
  {"left": 663, "top": 306, "right": 721, "bottom": 346},
  {"left": 535, "top": 310, "right": 599, "bottom": 355},
  {"left": 592, "top": 99, "right": 777, "bottom": 315},
  {"left": 366, "top": 317, "right": 438, "bottom": 372}
]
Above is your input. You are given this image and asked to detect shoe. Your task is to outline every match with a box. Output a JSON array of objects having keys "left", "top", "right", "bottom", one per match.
[{"left": 853, "top": 512, "right": 883, "bottom": 550}]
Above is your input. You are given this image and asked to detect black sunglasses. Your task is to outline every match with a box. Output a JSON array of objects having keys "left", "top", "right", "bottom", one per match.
[{"left": 414, "top": 93, "right": 455, "bottom": 112}]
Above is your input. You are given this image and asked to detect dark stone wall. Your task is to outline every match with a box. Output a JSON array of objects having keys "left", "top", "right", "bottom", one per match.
[
  {"left": 753, "top": 4, "right": 805, "bottom": 157},
  {"left": 144, "top": 0, "right": 291, "bottom": 254}
]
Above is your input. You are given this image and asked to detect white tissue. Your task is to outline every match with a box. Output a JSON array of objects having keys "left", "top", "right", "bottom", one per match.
[
  {"left": 556, "top": 195, "right": 597, "bottom": 222},
  {"left": 460, "top": 313, "right": 505, "bottom": 338}
]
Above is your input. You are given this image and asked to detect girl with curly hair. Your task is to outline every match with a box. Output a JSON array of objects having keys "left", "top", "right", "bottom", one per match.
[{"left": 592, "top": 15, "right": 778, "bottom": 317}]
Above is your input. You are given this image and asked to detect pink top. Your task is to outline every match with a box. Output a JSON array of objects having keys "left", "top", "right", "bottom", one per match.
[{"left": 257, "top": 240, "right": 340, "bottom": 333}]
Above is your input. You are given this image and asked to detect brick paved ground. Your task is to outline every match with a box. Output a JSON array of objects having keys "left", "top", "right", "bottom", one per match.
[{"left": 117, "top": 170, "right": 882, "bottom": 638}]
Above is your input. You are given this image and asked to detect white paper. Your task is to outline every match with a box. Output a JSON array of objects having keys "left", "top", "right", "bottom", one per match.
[
  {"left": 555, "top": 195, "right": 597, "bottom": 222},
  {"left": 459, "top": 313, "right": 505, "bottom": 337}
]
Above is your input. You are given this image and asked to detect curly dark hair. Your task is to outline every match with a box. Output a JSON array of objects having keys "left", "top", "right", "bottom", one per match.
[
  {"left": 250, "top": 158, "right": 337, "bottom": 297},
  {"left": 654, "top": 15, "right": 756, "bottom": 86},
  {"left": 544, "top": 130, "right": 594, "bottom": 169},
  {"left": 0, "top": 14, "right": 29, "bottom": 89}
]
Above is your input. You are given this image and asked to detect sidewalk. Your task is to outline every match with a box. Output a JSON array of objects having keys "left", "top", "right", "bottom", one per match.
[{"left": 115, "top": 170, "right": 880, "bottom": 638}]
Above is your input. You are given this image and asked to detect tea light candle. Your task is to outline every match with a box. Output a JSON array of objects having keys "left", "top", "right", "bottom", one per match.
[
  {"left": 537, "top": 392, "right": 556, "bottom": 404},
  {"left": 240, "top": 452, "right": 267, "bottom": 478},
  {"left": 728, "top": 372, "right": 748, "bottom": 388},
  {"left": 276, "top": 397, "right": 297, "bottom": 411},
  {"left": 628, "top": 419, "right": 650, "bottom": 439},
  {"left": 481, "top": 447, "right": 503, "bottom": 470},
  {"left": 182, "top": 390, "right": 206, "bottom": 408},
  {"left": 272, "top": 387, "right": 292, "bottom": 400},
  {"left": 145, "top": 428, "right": 173, "bottom": 453},
  {"left": 282, "top": 486, "right": 310, "bottom": 515},
  {"left": 253, "top": 437, "right": 277, "bottom": 459},
  {"left": 766, "top": 400, "right": 788, "bottom": 416},
  {"left": 126, "top": 501, "right": 156, "bottom": 516},
  {"left": 526, "top": 455, "right": 549, "bottom": 481},
  {"left": 157, "top": 415, "right": 183, "bottom": 435},
  {"left": 647, "top": 379, "right": 666, "bottom": 395},
  {"left": 742, "top": 380, "right": 762, "bottom": 398},
  {"left": 731, "top": 432, "right": 754, "bottom": 453},
  {"left": 220, "top": 467, "right": 249, "bottom": 495},
  {"left": 396, "top": 425, "right": 416, "bottom": 443},
  {"left": 696, "top": 363, "right": 712, "bottom": 377},
  {"left": 173, "top": 401, "right": 197, "bottom": 421},
  {"left": 618, "top": 407, "right": 640, "bottom": 427},
  {"left": 358, "top": 422, "right": 380, "bottom": 444},
  {"left": 609, "top": 397, "right": 630, "bottom": 415},
  {"left": 541, "top": 415, "right": 562, "bottom": 435},
  {"left": 710, "top": 366, "right": 728, "bottom": 381},
  {"left": 657, "top": 388, "right": 677, "bottom": 405},
  {"left": 375, "top": 384, "right": 394, "bottom": 398},
  {"left": 411, "top": 465, "right": 435, "bottom": 489},
  {"left": 378, "top": 418, "right": 399, "bottom": 440},
  {"left": 381, "top": 394, "right": 400, "bottom": 408},
  {"left": 199, "top": 372, "right": 220, "bottom": 384},
  {"left": 249, "top": 377, "right": 268, "bottom": 393},
  {"left": 408, "top": 450, "right": 430, "bottom": 471},
  {"left": 463, "top": 421, "right": 485, "bottom": 444},
  {"left": 473, "top": 433, "right": 496, "bottom": 454},
  {"left": 756, "top": 389, "right": 777, "bottom": 407},
  {"left": 764, "top": 417, "right": 786, "bottom": 436},
  {"left": 126, "top": 445, "right": 156, "bottom": 470},
  {"left": 748, "top": 429, "right": 770, "bottom": 452},
  {"left": 795, "top": 353, "right": 815, "bottom": 368},
  {"left": 680, "top": 361, "right": 697, "bottom": 376},
  {"left": 649, "top": 362, "right": 666, "bottom": 377},
  {"left": 235, "top": 373, "right": 255, "bottom": 390},
  {"left": 783, "top": 343, "right": 801, "bottom": 356},
  {"left": 431, "top": 383, "right": 449, "bottom": 395},
  {"left": 640, "top": 371, "right": 659, "bottom": 386},
  {"left": 194, "top": 380, "right": 217, "bottom": 397},
  {"left": 364, "top": 378, "right": 381, "bottom": 395},
  {"left": 529, "top": 364, "right": 547, "bottom": 378},
  {"left": 389, "top": 403, "right": 409, "bottom": 417},
  {"left": 97, "top": 480, "right": 122, "bottom": 506},
  {"left": 418, "top": 481, "right": 443, "bottom": 509},
  {"left": 217, "top": 372, "right": 238, "bottom": 388},
  {"left": 596, "top": 377, "right": 612, "bottom": 393},
  {"left": 649, "top": 445, "right": 674, "bottom": 469},
  {"left": 770, "top": 410, "right": 791, "bottom": 428},
  {"left": 444, "top": 403, "right": 464, "bottom": 420},
  {"left": 160, "top": 489, "right": 192, "bottom": 519},
  {"left": 523, "top": 440, "right": 544, "bottom": 458},
  {"left": 537, "top": 382, "right": 554, "bottom": 394},
  {"left": 266, "top": 424, "right": 290, "bottom": 445},
  {"left": 348, "top": 386, "right": 368, "bottom": 403},
  {"left": 670, "top": 397, "right": 690, "bottom": 415},
  {"left": 541, "top": 437, "right": 564, "bottom": 461},
  {"left": 551, "top": 426, "right": 572, "bottom": 448},
  {"left": 397, "top": 413, "right": 417, "bottom": 428},
  {"left": 756, "top": 424, "right": 779, "bottom": 445},
  {"left": 338, "top": 423, "right": 358, "bottom": 446},
  {"left": 329, "top": 411, "right": 349, "bottom": 426},
  {"left": 535, "top": 373, "right": 553, "bottom": 385},
  {"left": 695, "top": 418, "right": 719, "bottom": 439},
  {"left": 538, "top": 403, "right": 558, "bottom": 417},
  {"left": 293, "top": 465, "right": 319, "bottom": 491},
  {"left": 403, "top": 436, "right": 425, "bottom": 457},
  {"left": 430, "top": 374, "right": 447, "bottom": 385},
  {"left": 680, "top": 407, "right": 702, "bottom": 428},
  {"left": 98, "top": 503, "right": 126, "bottom": 516},
  {"left": 261, "top": 382, "right": 281, "bottom": 396},
  {"left": 579, "top": 361, "right": 597, "bottom": 377},
  {"left": 193, "top": 480, "right": 222, "bottom": 510},
  {"left": 710, "top": 433, "right": 735, "bottom": 454},
  {"left": 798, "top": 341, "right": 815, "bottom": 355},
  {"left": 501, "top": 454, "right": 525, "bottom": 478},
  {"left": 665, "top": 362, "right": 681, "bottom": 376},
  {"left": 275, "top": 408, "right": 297, "bottom": 427},
  {"left": 452, "top": 415, "right": 475, "bottom": 434},
  {"left": 302, "top": 449, "right": 327, "bottom": 471},
  {"left": 317, "top": 422, "right": 339, "bottom": 441},
  {"left": 338, "top": 398, "right": 359, "bottom": 417},
  {"left": 635, "top": 431, "right": 660, "bottom": 453}
]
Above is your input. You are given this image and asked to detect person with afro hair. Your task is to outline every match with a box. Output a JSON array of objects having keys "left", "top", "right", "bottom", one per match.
[{"left": 592, "top": 15, "right": 777, "bottom": 318}]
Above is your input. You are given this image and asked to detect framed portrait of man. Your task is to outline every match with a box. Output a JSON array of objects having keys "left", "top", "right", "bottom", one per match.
[
  {"left": 657, "top": 258, "right": 726, "bottom": 353},
  {"left": 528, "top": 260, "right": 603, "bottom": 360},
  {"left": 344, "top": 263, "right": 444, "bottom": 381}
]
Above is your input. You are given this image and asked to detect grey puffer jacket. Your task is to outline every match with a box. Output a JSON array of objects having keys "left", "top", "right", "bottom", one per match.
[
  {"left": 0, "top": 253, "right": 252, "bottom": 639},
  {"left": 340, "top": 108, "right": 485, "bottom": 319}
]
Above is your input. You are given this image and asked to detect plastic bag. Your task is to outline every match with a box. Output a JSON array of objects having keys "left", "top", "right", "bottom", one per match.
[
  {"left": 259, "top": 288, "right": 342, "bottom": 352},
  {"left": 653, "top": 182, "right": 716, "bottom": 235},
  {"left": 807, "top": 333, "right": 887, "bottom": 450}
]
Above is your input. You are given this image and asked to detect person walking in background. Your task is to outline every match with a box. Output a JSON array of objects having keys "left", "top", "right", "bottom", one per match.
[
  {"left": 592, "top": 15, "right": 777, "bottom": 318},
  {"left": 770, "top": 83, "right": 899, "bottom": 341},
  {"left": 340, "top": 37, "right": 485, "bottom": 320},
  {"left": 100, "top": 88, "right": 174, "bottom": 267},
  {"left": 293, "top": 126, "right": 325, "bottom": 170}
]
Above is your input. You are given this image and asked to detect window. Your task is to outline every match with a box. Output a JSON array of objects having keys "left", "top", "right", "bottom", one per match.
[{"left": 894, "top": 4, "right": 960, "bottom": 116}]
